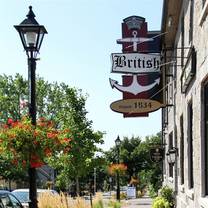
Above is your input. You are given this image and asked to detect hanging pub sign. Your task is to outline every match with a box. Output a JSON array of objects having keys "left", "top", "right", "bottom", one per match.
[
  {"left": 149, "top": 147, "right": 164, "bottom": 163},
  {"left": 109, "top": 16, "right": 163, "bottom": 117}
]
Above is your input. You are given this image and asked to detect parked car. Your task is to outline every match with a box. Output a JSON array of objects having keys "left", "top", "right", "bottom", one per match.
[
  {"left": 0, "top": 190, "right": 23, "bottom": 208},
  {"left": 12, "top": 189, "right": 58, "bottom": 208}
]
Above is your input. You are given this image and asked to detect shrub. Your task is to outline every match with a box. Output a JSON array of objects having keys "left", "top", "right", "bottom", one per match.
[
  {"left": 108, "top": 200, "right": 121, "bottom": 208},
  {"left": 152, "top": 186, "right": 175, "bottom": 208},
  {"left": 152, "top": 196, "right": 170, "bottom": 208},
  {"left": 159, "top": 186, "right": 174, "bottom": 205},
  {"left": 148, "top": 184, "right": 158, "bottom": 198},
  {"left": 93, "top": 193, "right": 104, "bottom": 208}
]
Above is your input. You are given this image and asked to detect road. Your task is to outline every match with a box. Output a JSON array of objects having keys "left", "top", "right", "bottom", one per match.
[{"left": 121, "top": 196, "right": 153, "bottom": 208}]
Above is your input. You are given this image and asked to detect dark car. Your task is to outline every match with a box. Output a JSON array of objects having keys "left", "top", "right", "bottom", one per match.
[{"left": 0, "top": 190, "right": 23, "bottom": 208}]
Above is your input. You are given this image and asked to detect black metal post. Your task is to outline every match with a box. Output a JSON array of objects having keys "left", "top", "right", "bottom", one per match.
[
  {"left": 116, "top": 147, "right": 120, "bottom": 201},
  {"left": 28, "top": 52, "right": 37, "bottom": 208},
  {"left": 14, "top": 6, "right": 47, "bottom": 208}
]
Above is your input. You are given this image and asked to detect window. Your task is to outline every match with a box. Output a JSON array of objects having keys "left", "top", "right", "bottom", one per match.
[
  {"left": 180, "top": 115, "right": 184, "bottom": 184},
  {"left": 204, "top": 82, "right": 208, "bottom": 194},
  {"left": 181, "top": 12, "right": 185, "bottom": 68},
  {"left": 9, "top": 194, "right": 22, "bottom": 208},
  {"left": 189, "top": 0, "right": 194, "bottom": 43},
  {"left": 188, "top": 101, "right": 194, "bottom": 188},
  {"left": 174, "top": 49, "right": 177, "bottom": 89},
  {"left": 169, "top": 132, "right": 174, "bottom": 178}
]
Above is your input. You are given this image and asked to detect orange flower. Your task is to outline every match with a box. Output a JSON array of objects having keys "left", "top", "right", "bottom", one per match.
[
  {"left": 108, "top": 163, "right": 127, "bottom": 175},
  {"left": 7, "top": 118, "right": 13, "bottom": 125},
  {"left": 9, "top": 133, "right": 16, "bottom": 139},
  {"left": 47, "top": 132, "right": 55, "bottom": 138},
  {"left": 63, "top": 138, "right": 72, "bottom": 143},
  {"left": 30, "top": 154, "right": 44, "bottom": 168},
  {"left": 63, "top": 129, "right": 70, "bottom": 133},
  {"left": 47, "top": 121, "right": 54, "bottom": 127},
  {"left": 30, "top": 161, "right": 44, "bottom": 168},
  {"left": 63, "top": 146, "right": 71, "bottom": 153},
  {"left": 3, "top": 124, "right": 8, "bottom": 129},
  {"left": 11, "top": 121, "right": 19, "bottom": 127},
  {"left": 33, "top": 140, "right": 39, "bottom": 146},
  {"left": 44, "top": 148, "right": 52, "bottom": 156},
  {"left": 34, "top": 130, "right": 40, "bottom": 137},
  {"left": 22, "top": 160, "right": 27, "bottom": 167},
  {"left": 12, "top": 159, "right": 18, "bottom": 166}
]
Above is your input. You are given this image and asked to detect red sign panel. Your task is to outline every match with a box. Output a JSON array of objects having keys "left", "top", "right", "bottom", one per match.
[{"left": 110, "top": 16, "right": 163, "bottom": 117}]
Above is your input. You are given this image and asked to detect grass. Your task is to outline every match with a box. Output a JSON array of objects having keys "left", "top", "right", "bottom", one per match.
[
  {"left": 38, "top": 192, "right": 123, "bottom": 208},
  {"left": 38, "top": 192, "right": 91, "bottom": 208}
]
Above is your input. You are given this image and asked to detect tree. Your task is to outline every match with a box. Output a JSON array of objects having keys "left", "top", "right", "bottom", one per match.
[
  {"left": 105, "top": 133, "right": 162, "bottom": 193},
  {"left": 0, "top": 74, "right": 104, "bottom": 191},
  {"left": 105, "top": 136, "right": 142, "bottom": 182}
]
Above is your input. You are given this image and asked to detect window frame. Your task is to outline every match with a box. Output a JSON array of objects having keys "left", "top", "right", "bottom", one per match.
[
  {"left": 187, "top": 101, "right": 194, "bottom": 189},
  {"left": 168, "top": 132, "right": 174, "bottom": 178},
  {"left": 204, "top": 82, "right": 208, "bottom": 194},
  {"left": 180, "top": 114, "right": 185, "bottom": 185}
]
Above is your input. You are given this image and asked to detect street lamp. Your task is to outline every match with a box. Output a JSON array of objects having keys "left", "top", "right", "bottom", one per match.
[
  {"left": 115, "top": 135, "right": 121, "bottom": 201},
  {"left": 166, "top": 147, "right": 178, "bottom": 164},
  {"left": 14, "top": 6, "right": 47, "bottom": 208}
]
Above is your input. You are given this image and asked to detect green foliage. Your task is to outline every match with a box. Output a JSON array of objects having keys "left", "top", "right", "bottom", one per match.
[
  {"left": 93, "top": 200, "right": 104, "bottom": 208},
  {"left": 107, "top": 200, "right": 121, "bottom": 208},
  {"left": 0, "top": 74, "right": 104, "bottom": 190},
  {"left": 105, "top": 133, "right": 162, "bottom": 192},
  {"left": 152, "top": 196, "right": 170, "bottom": 208},
  {"left": 152, "top": 186, "right": 175, "bottom": 208},
  {"left": 0, "top": 156, "right": 28, "bottom": 181},
  {"left": 159, "top": 186, "right": 174, "bottom": 206},
  {"left": 148, "top": 184, "right": 158, "bottom": 198}
]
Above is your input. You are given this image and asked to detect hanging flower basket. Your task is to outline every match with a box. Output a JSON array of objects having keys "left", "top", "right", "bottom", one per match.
[
  {"left": 108, "top": 163, "right": 127, "bottom": 175},
  {"left": 0, "top": 116, "right": 72, "bottom": 169}
]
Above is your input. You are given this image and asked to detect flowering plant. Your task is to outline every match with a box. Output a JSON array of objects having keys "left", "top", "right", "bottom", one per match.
[
  {"left": 108, "top": 163, "right": 127, "bottom": 175},
  {"left": 0, "top": 117, "right": 72, "bottom": 169}
]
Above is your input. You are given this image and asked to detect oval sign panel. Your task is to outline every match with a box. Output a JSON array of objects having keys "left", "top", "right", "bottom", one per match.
[{"left": 110, "top": 99, "right": 163, "bottom": 114}]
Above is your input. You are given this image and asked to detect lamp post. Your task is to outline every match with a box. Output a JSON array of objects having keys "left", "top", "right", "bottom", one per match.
[
  {"left": 115, "top": 135, "right": 121, "bottom": 201},
  {"left": 94, "top": 168, "right": 96, "bottom": 195},
  {"left": 14, "top": 6, "right": 47, "bottom": 208}
]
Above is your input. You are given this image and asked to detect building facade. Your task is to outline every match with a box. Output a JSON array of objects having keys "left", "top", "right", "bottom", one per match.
[{"left": 161, "top": 0, "right": 208, "bottom": 207}]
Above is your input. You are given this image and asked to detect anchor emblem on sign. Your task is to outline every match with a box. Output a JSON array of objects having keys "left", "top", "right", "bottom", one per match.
[
  {"left": 117, "top": 30, "right": 154, "bottom": 51},
  {"left": 109, "top": 75, "right": 160, "bottom": 95},
  {"left": 110, "top": 30, "right": 159, "bottom": 95}
]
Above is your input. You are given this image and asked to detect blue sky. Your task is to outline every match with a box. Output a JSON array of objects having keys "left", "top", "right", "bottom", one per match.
[{"left": 0, "top": 0, "right": 163, "bottom": 150}]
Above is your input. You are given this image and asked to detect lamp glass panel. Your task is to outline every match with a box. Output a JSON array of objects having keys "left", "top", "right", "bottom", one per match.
[
  {"left": 26, "top": 32, "right": 37, "bottom": 47},
  {"left": 115, "top": 140, "right": 120, "bottom": 146},
  {"left": 37, "top": 33, "right": 44, "bottom": 50},
  {"left": 166, "top": 153, "right": 171, "bottom": 163},
  {"left": 169, "top": 151, "right": 176, "bottom": 163}
]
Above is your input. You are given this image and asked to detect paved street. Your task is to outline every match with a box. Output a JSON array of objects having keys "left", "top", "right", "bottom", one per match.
[{"left": 121, "top": 196, "right": 153, "bottom": 208}]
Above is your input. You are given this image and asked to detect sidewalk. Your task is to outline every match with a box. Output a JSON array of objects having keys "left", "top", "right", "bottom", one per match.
[{"left": 121, "top": 196, "right": 153, "bottom": 208}]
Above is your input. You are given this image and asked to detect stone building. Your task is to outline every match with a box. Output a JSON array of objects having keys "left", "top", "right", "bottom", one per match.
[{"left": 161, "top": 0, "right": 208, "bottom": 207}]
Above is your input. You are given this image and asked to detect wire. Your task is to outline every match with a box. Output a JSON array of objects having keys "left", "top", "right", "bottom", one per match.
[{"left": 125, "top": 32, "right": 168, "bottom": 49}]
